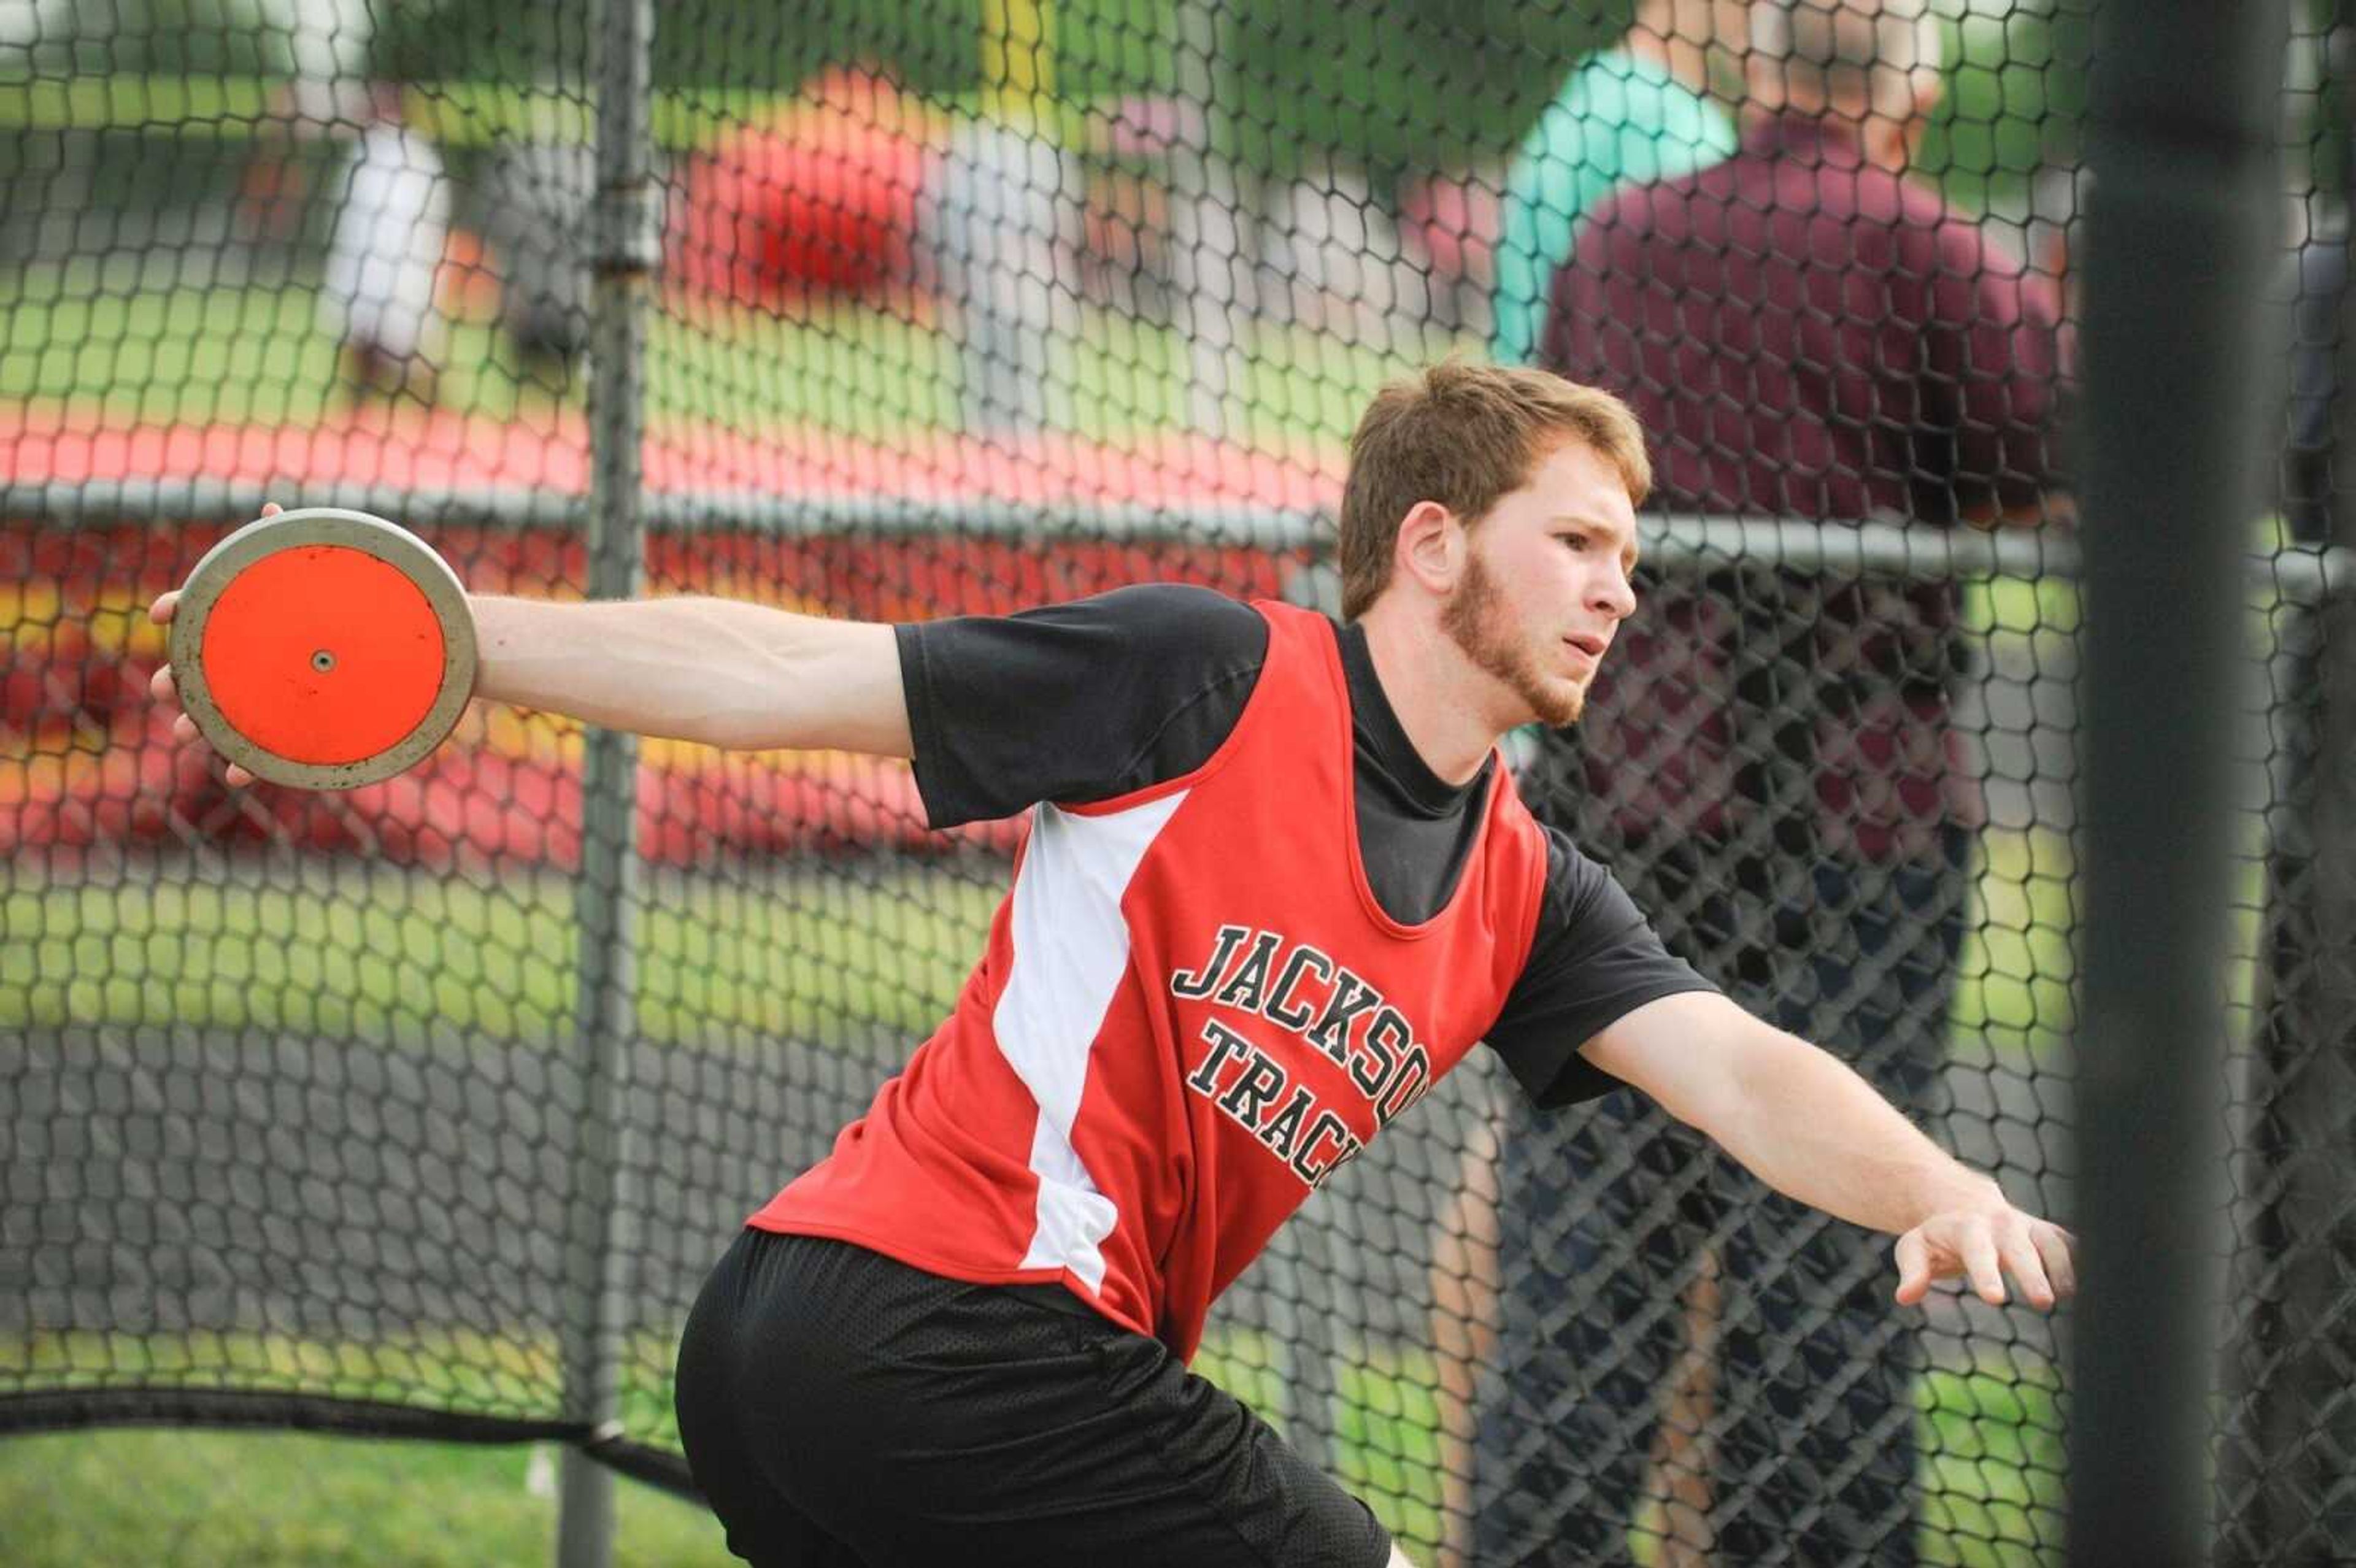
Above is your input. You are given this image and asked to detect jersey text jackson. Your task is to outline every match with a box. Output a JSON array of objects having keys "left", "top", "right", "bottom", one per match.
[{"left": 1168, "top": 923, "right": 1438, "bottom": 1189}]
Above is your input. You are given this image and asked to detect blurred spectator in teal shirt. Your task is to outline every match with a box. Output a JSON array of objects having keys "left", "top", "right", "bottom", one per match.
[{"left": 1488, "top": 0, "right": 1745, "bottom": 365}]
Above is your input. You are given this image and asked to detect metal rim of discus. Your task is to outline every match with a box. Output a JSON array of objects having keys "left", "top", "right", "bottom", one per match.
[{"left": 166, "top": 506, "right": 479, "bottom": 791}]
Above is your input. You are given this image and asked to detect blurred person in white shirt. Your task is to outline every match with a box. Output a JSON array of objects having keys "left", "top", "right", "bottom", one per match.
[{"left": 319, "top": 83, "right": 450, "bottom": 406}]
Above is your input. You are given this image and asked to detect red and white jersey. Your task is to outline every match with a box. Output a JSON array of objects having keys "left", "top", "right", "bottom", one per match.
[{"left": 749, "top": 601, "right": 1551, "bottom": 1359}]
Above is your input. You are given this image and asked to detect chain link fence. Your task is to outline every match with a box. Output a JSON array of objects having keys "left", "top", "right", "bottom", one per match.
[{"left": 1, "top": 1, "right": 2349, "bottom": 1564}]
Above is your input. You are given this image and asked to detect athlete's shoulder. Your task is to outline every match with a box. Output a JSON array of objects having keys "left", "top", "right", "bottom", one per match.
[
  {"left": 1531, "top": 821, "right": 1620, "bottom": 929},
  {"left": 1082, "top": 582, "right": 1269, "bottom": 644}
]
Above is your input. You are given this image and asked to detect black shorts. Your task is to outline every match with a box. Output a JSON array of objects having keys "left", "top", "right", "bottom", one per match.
[{"left": 674, "top": 1228, "right": 1392, "bottom": 1568}]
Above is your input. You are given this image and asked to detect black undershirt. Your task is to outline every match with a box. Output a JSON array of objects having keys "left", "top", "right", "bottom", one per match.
[{"left": 894, "top": 583, "right": 1715, "bottom": 1105}]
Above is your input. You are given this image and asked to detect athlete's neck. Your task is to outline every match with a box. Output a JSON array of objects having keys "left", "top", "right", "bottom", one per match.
[{"left": 1351, "top": 606, "right": 1514, "bottom": 787}]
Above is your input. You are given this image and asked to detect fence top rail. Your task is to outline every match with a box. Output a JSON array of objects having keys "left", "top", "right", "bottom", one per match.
[{"left": 11, "top": 478, "right": 2347, "bottom": 597}]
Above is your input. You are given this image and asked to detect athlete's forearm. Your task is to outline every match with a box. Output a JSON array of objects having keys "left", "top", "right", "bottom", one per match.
[
  {"left": 469, "top": 594, "right": 914, "bottom": 756},
  {"left": 1710, "top": 1025, "right": 2001, "bottom": 1236}
]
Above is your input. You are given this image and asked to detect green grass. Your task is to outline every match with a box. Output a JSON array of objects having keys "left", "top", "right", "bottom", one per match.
[
  {"left": 1955, "top": 826, "right": 2079, "bottom": 1064},
  {"left": 0, "top": 859, "right": 999, "bottom": 1049},
  {"left": 0, "top": 1321, "right": 722, "bottom": 1567},
  {"left": 1, "top": 1325, "right": 2063, "bottom": 1567},
  {"left": 0, "top": 267, "right": 1462, "bottom": 450},
  {"left": 0, "top": 50, "right": 2085, "bottom": 215},
  {"left": 1196, "top": 1335, "right": 2067, "bottom": 1565},
  {"left": 4, "top": 1324, "right": 694, "bottom": 1453},
  {"left": 1335, "top": 1345, "right": 1449, "bottom": 1551},
  {"left": 1917, "top": 1367, "right": 2067, "bottom": 1568},
  {"left": 1952, "top": 571, "right": 2282, "bottom": 1066},
  {"left": 0, "top": 276, "right": 517, "bottom": 428},
  {"left": 0, "top": 75, "right": 1064, "bottom": 153},
  {"left": 2, "top": 831, "right": 2103, "bottom": 1069},
  {"left": 1954, "top": 799, "right": 2270, "bottom": 1067},
  {"left": 0, "top": 1429, "right": 734, "bottom": 1568}
]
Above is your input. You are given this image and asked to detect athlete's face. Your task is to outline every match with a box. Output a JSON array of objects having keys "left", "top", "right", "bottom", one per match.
[{"left": 1439, "top": 439, "right": 1639, "bottom": 727}]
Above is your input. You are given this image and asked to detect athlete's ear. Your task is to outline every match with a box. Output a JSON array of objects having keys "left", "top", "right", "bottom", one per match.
[{"left": 1393, "top": 501, "right": 1463, "bottom": 598}]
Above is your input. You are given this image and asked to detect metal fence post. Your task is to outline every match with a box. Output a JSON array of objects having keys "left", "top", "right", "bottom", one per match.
[
  {"left": 555, "top": 0, "right": 658, "bottom": 1564},
  {"left": 2069, "top": 1, "right": 2287, "bottom": 1563}
]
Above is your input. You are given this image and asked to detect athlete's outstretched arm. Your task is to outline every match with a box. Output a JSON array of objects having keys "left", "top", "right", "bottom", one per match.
[
  {"left": 456, "top": 592, "right": 910, "bottom": 756},
  {"left": 148, "top": 505, "right": 910, "bottom": 784},
  {"left": 1580, "top": 991, "right": 2077, "bottom": 1309}
]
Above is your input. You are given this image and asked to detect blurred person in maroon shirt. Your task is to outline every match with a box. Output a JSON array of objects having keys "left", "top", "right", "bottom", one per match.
[{"left": 1473, "top": 1, "right": 2065, "bottom": 1562}]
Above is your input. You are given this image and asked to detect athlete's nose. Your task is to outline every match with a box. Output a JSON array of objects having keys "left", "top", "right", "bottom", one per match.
[{"left": 1593, "top": 563, "right": 1638, "bottom": 620}]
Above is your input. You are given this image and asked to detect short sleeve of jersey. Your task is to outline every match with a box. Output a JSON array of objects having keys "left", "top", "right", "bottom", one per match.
[
  {"left": 1483, "top": 827, "right": 1719, "bottom": 1107},
  {"left": 895, "top": 583, "right": 1269, "bottom": 829}
]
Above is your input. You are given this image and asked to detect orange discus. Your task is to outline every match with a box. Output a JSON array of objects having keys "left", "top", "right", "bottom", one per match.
[{"left": 167, "top": 507, "right": 478, "bottom": 790}]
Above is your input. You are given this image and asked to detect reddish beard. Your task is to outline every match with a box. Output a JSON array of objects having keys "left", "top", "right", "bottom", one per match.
[{"left": 1439, "top": 545, "right": 1585, "bottom": 726}]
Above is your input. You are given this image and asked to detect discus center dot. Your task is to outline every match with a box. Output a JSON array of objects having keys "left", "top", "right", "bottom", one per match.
[{"left": 312, "top": 650, "right": 336, "bottom": 674}]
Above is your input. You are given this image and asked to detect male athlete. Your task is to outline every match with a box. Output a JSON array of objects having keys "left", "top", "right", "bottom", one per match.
[{"left": 150, "top": 363, "right": 2073, "bottom": 1567}]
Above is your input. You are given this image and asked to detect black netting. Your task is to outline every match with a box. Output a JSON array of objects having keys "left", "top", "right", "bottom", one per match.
[{"left": 0, "top": 2, "right": 2349, "bottom": 1565}]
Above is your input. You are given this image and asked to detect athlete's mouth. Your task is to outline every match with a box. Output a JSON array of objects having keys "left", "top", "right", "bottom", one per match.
[{"left": 1565, "top": 632, "right": 1609, "bottom": 660}]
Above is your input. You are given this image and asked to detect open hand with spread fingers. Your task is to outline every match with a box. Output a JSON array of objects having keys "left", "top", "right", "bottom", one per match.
[{"left": 1893, "top": 1201, "right": 2077, "bottom": 1310}]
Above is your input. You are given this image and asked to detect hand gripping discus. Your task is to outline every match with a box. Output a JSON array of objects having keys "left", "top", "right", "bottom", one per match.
[{"left": 166, "top": 507, "right": 479, "bottom": 790}]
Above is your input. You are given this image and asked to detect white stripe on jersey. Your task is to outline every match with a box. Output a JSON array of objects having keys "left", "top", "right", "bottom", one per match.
[{"left": 993, "top": 794, "right": 1187, "bottom": 1293}]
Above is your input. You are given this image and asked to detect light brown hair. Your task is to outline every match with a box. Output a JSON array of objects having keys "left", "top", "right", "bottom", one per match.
[{"left": 1336, "top": 361, "right": 1652, "bottom": 620}]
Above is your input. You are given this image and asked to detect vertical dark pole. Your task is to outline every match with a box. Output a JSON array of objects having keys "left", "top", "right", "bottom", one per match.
[
  {"left": 2070, "top": 2, "right": 2285, "bottom": 1565},
  {"left": 556, "top": 0, "right": 656, "bottom": 1563}
]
